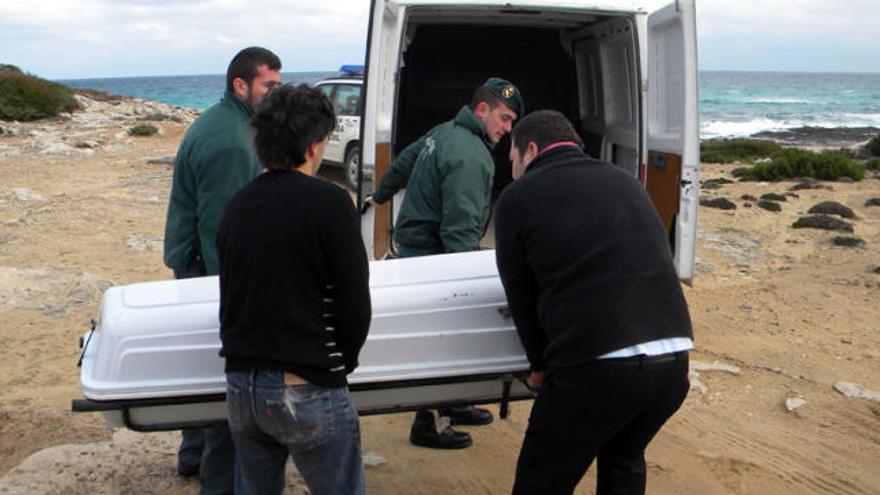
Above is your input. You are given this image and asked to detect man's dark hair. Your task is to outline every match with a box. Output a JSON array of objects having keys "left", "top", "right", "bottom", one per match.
[
  {"left": 468, "top": 85, "right": 503, "bottom": 112},
  {"left": 251, "top": 84, "right": 336, "bottom": 171},
  {"left": 226, "top": 46, "right": 281, "bottom": 91},
  {"left": 511, "top": 110, "right": 584, "bottom": 155}
]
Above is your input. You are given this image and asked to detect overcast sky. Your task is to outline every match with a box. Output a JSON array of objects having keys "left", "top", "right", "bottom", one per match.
[{"left": 1, "top": 0, "right": 878, "bottom": 79}]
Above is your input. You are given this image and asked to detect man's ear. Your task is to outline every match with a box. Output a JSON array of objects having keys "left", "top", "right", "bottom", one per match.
[
  {"left": 526, "top": 141, "right": 540, "bottom": 160},
  {"left": 232, "top": 77, "right": 249, "bottom": 98},
  {"left": 473, "top": 101, "right": 490, "bottom": 118}
]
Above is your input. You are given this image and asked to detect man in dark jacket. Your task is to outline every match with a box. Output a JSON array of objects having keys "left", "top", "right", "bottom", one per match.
[
  {"left": 163, "top": 46, "right": 281, "bottom": 494},
  {"left": 218, "top": 84, "right": 370, "bottom": 495},
  {"left": 371, "top": 78, "right": 524, "bottom": 449},
  {"left": 495, "top": 110, "right": 693, "bottom": 495}
]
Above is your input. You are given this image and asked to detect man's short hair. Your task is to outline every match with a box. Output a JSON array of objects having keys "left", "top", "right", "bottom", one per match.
[
  {"left": 226, "top": 47, "right": 282, "bottom": 91},
  {"left": 251, "top": 84, "right": 336, "bottom": 171},
  {"left": 468, "top": 85, "right": 504, "bottom": 112},
  {"left": 511, "top": 110, "right": 584, "bottom": 155}
]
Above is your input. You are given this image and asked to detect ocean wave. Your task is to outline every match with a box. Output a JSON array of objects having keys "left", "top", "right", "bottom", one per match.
[
  {"left": 700, "top": 118, "right": 786, "bottom": 139},
  {"left": 701, "top": 113, "right": 880, "bottom": 139},
  {"left": 742, "top": 97, "right": 812, "bottom": 104}
]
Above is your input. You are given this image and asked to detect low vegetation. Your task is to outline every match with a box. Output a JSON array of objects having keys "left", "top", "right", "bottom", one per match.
[
  {"left": 139, "top": 113, "right": 182, "bottom": 123},
  {"left": 865, "top": 157, "right": 880, "bottom": 171},
  {"left": 757, "top": 200, "right": 781, "bottom": 212},
  {"left": 792, "top": 215, "right": 853, "bottom": 233},
  {"left": 760, "top": 193, "right": 787, "bottom": 202},
  {"left": 700, "top": 197, "right": 736, "bottom": 210},
  {"left": 0, "top": 64, "right": 81, "bottom": 121},
  {"left": 867, "top": 135, "right": 880, "bottom": 157},
  {"left": 128, "top": 124, "right": 159, "bottom": 137},
  {"left": 808, "top": 201, "right": 855, "bottom": 219},
  {"left": 700, "top": 139, "right": 782, "bottom": 164},
  {"left": 832, "top": 236, "right": 865, "bottom": 248},
  {"left": 737, "top": 149, "right": 865, "bottom": 182}
]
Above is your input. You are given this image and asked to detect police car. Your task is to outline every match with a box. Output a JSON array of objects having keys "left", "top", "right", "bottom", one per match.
[{"left": 315, "top": 65, "right": 366, "bottom": 189}]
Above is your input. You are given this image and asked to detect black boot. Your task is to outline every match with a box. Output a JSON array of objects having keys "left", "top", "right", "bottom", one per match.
[
  {"left": 409, "top": 410, "right": 472, "bottom": 449},
  {"left": 438, "top": 405, "right": 494, "bottom": 426}
]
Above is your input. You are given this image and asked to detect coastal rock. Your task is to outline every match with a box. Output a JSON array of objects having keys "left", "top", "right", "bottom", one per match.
[
  {"left": 126, "top": 235, "right": 162, "bottom": 252},
  {"left": 785, "top": 397, "right": 806, "bottom": 412},
  {"left": 691, "top": 360, "right": 742, "bottom": 375},
  {"left": 753, "top": 126, "right": 880, "bottom": 148},
  {"left": 791, "top": 215, "right": 854, "bottom": 233},
  {"left": 8, "top": 188, "right": 44, "bottom": 202},
  {"left": 363, "top": 452, "right": 388, "bottom": 468},
  {"left": 700, "top": 197, "right": 737, "bottom": 210},
  {"left": 146, "top": 156, "right": 175, "bottom": 165},
  {"left": 833, "top": 382, "right": 880, "bottom": 401},
  {"left": 689, "top": 371, "right": 708, "bottom": 394},
  {"left": 864, "top": 198, "right": 880, "bottom": 207}
]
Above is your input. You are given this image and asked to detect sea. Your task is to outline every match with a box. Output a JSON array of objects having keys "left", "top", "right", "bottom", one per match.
[{"left": 58, "top": 71, "right": 880, "bottom": 141}]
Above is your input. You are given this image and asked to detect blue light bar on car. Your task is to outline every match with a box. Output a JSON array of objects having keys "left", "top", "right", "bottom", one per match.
[{"left": 339, "top": 65, "right": 365, "bottom": 75}]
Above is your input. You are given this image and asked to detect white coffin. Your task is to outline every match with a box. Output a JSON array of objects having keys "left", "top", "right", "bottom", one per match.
[{"left": 74, "top": 250, "right": 533, "bottom": 431}]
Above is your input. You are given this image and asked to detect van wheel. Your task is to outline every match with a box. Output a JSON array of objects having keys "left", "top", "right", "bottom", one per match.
[{"left": 345, "top": 146, "right": 360, "bottom": 189}]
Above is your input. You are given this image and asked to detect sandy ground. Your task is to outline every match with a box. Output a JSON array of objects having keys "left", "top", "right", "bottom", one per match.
[{"left": 0, "top": 95, "right": 878, "bottom": 494}]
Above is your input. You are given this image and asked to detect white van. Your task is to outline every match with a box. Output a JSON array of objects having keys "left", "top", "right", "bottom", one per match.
[
  {"left": 72, "top": 0, "right": 699, "bottom": 430},
  {"left": 358, "top": 0, "right": 699, "bottom": 282}
]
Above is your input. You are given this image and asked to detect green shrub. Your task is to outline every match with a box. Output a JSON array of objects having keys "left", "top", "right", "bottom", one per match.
[
  {"left": 0, "top": 68, "right": 81, "bottom": 121},
  {"left": 129, "top": 124, "right": 159, "bottom": 136},
  {"left": 760, "top": 193, "right": 787, "bottom": 202},
  {"left": 867, "top": 135, "right": 880, "bottom": 157},
  {"left": 865, "top": 157, "right": 880, "bottom": 171},
  {"left": 139, "top": 113, "right": 182, "bottom": 123},
  {"left": 832, "top": 236, "right": 865, "bottom": 248},
  {"left": 738, "top": 149, "right": 865, "bottom": 182},
  {"left": 700, "top": 139, "right": 782, "bottom": 164},
  {"left": 700, "top": 197, "right": 737, "bottom": 210}
]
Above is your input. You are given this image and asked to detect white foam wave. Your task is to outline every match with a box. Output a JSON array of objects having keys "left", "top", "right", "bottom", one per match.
[
  {"left": 700, "top": 114, "right": 880, "bottom": 139},
  {"left": 700, "top": 118, "right": 785, "bottom": 139},
  {"left": 744, "top": 97, "right": 812, "bottom": 104}
]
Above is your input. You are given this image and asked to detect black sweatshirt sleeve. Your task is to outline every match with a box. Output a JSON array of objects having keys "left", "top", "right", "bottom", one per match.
[
  {"left": 494, "top": 188, "right": 549, "bottom": 372},
  {"left": 322, "top": 188, "right": 372, "bottom": 373}
]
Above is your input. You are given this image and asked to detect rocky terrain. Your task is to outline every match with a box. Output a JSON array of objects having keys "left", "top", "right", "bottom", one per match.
[{"left": 0, "top": 93, "right": 878, "bottom": 494}]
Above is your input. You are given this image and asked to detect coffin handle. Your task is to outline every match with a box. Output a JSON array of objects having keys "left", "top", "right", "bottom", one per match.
[{"left": 77, "top": 319, "right": 97, "bottom": 368}]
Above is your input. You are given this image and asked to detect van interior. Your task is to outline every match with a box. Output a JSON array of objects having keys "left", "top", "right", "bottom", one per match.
[{"left": 391, "top": 8, "right": 641, "bottom": 201}]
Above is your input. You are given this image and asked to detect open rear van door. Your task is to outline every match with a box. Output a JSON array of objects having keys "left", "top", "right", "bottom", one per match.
[
  {"left": 361, "top": 0, "right": 405, "bottom": 260},
  {"left": 645, "top": 0, "right": 699, "bottom": 283}
]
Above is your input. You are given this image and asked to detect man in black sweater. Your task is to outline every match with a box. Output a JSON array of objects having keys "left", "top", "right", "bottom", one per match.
[
  {"left": 494, "top": 110, "right": 693, "bottom": 495},
  {"left": 217, "top": 84, "right": 371, "bottom": 495}
]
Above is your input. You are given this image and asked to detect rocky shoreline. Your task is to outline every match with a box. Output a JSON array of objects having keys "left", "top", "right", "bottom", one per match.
[
  {"left": 0, "top": 92, "right": 198, "bottom": 160},
  {"left": 751, "top": 125, "right": 879, "bottom": 149}
]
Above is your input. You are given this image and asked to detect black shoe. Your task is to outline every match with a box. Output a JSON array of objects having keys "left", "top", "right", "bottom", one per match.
[
  {"left": 439, "top": 405, "right": 494, "bottom": 426},
  {"left": 177, "top": 463, "right": 200, "bottom": 477},
  {"left": 409, "top": 411, "right": 472, "bottom": 449}
]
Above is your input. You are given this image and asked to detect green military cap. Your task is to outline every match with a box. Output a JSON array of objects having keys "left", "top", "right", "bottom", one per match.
[{"left": 482, "top": 77, "right": 524, "bottom": 117}]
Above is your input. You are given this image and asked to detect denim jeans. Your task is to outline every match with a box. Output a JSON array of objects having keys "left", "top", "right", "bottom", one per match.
[{"left": 226, "top": 371, "right": 366, "bottom": 495}]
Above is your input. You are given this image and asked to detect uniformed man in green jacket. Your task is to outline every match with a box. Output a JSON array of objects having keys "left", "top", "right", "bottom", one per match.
[
  {"left": 163, "top": 46, "right": 281, "bottom": 495},
  {"left": 371, "top": 77, "right": 524, "bottom": 449}
]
